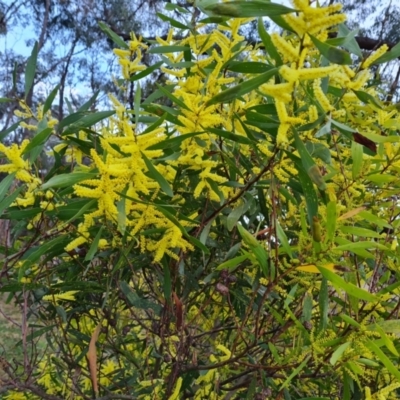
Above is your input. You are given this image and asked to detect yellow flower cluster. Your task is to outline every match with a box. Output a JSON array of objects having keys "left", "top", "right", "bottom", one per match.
[{"left": 113, "top": 32, "right": 148, "bottom": 79}]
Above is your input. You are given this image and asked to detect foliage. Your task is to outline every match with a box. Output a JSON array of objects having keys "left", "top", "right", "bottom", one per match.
[{"left": 2, "top": 0, "right": 400, "bottom": 399}]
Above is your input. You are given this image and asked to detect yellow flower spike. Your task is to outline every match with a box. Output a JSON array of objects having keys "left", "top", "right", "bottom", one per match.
[
  {"left": 271, "top": 33, "right": 299, "bottom": 63},
  {"left": 361, "top": 44, "right": 388, "bottom": 69},
  {"left": 313, "top": 79, "right": 334, "bottom": 112}
]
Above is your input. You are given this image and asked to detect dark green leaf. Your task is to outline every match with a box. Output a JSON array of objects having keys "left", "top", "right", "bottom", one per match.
[
  {"left": 309, "top": 35, "right": 352, "bottom": 65},
  {"left": 226, "top": 61, "right": 273, "bottom": 73},
  {"left": 156, "top": 12, "right": 191, "bottom": 30},
  {"left": 205, "top": 1, "right": 295, "bottom": 18},
  {"left": 98, "top": 21, "right": 128, "bottom": 49},
  {"left": 41, "top": 173, "right": 97, "bottom": 190},
  {"left": 149, "top": 45, "right": 190, "bottom": 54},
  {"left": 43, "top": 84, "right": 60, "bottom": 114},
  {"left": 25, "top": 42, "right": 38, "bottom": 97},
  {"left": 130, "top": 61, "right": 163, "bottom": 82},
  {"left": 258, "top": 17, "right": 282, "bottom": 65},
  {"left": 206, "top": 68, "right": 278, "bottom": 106},
  {"left": 141, "top": 152, "right": 173, "bottom": 197}
]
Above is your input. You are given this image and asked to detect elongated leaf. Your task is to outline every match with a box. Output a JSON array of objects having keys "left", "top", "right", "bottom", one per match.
[
  {"left": 353, "top": 90, "right": 382, "bottom": 109},
  {"left": 155, "top": 83, "right": 191, "bottom": 111},
  {"left": 318, "top": 266, "right": 377, "bottom": 301},
  {"left": 0, "top": 121, "right": 21, "bottom": 142},
  {"left": 206, "top": 68, "right": 278, "bottom": 106},
  {"left": 280, "top": 356, "right": 311, "bottom": 389},
  {"left": 0, "top": 186, "right": 23, "bottom": 216},
  {"left": 84, "top": 226, "right": 104, "bottom": 262},
  {"left": 309, "top": 35, "right": 352, "bottom": 65},
  {"left": 130, "top": 61, "right": 163, "bottom": 82},
  {"left": 141, "top": 152, "right": 173, "bottom": 197},
  {"left": 0, "top": 173, "right": 16, "bottom": 203},
  {"left": 295, "top": 165, "right": 318, "bottom": 224},
  {"left": 206, "top": 1, "right": 295, "bottom": 18},
  {"left": 351, "top": 142, "right": 363, "bottom": 179},
  {"left": 216, "top": 254, "right": 249, "bottom": 271},
  {"left": 149, "top": 45, "right": 190, "bottom": 54},
  {"left": 366, "top": 339, "right": 400, "bottom": 381},
  {"left": 208, "top": 127, "right": 253, "bottom": 145},
  {"left": 258, "top": 17, "right": 282, "bottom": 65},
  {"left": 22, "top": 127, "right": 53, "bottom": 155},
  {"left": 276, "top": 221, "right": 292, "bottom": 258},
  {"left": 25, "top": 42, "right": 38, "bottom": 97},
  {"left": 43, "top": 84, "right": 60, "bottom": 114},
  {"left": 227, "top": 61, "right": 273, "bottom": 74},
  {"left": 41, "top": 173, "right": 97, "bottom": 190},
  {"left": 339, "top": 226, "right": 382, "bottom": 238},
  {"left": 98, "top": 21, "right": 128, "bottom": 49},
  {"left": 319, "top": 277, "right": 328, "bottom": 330},
  {"left": 326, "top": 201, "right": 336, "bottom": 243},
  {"left": 62, "top": 110, "right": 115, "bottom": 135},
  {"left": 330, "top": 342, "right": 351, "bottom": 365},
  {"left": 227, "top": 201, "right": 251, "bottom": 231},
  {"left": 156, "top": 12, "right": 191, "bottom": 30}
]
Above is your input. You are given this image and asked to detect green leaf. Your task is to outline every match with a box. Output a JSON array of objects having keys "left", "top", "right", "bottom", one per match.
[
  {"left": 226, "top": 61, "right": 274, "bottom": 74},
  {"left": 25, "top": 42, "right": 38, "bottom": 97},
  {"left": 19, "top": 236, "right": 67, "bottom": 280},
  {"left": 208, "top": 127, "right": 253, "bottom": 145},
  {"left": 43, "top": 84, "right": 60, "bottom": 114},
  {"left": 309, "top": 35, "right": 352, "bottom": 65},
  {"left": 357, "top": 130, "right": 400, "bottom": 144},
  {"left": 206, "top": 68, "right": 278, "bottom": 106},
  {"left": 0, "top": 186, "right": 23, "bottom": 217},
  {"left": 351, "top": 142, "right": 363, "bottom": 179},
  {"left": 62, "top": 110, "right": 115, "bottom": 135},
  {"left": 205, "top": 1, "right": 295, "bottom": 18},
  {"left": 276, "top": 221, "right": 292, "bottom": 258},
  {"left": 319, "top": 277, "right": 328, "bottom": 331},
  {"left": 0, "top": 173, "right": 16, "bottom": 203},
  {"left": 327, "top": 25, "right": 362, "bottom": 58},
  {"left": 295, "top": 164, "right": 318, "bottom": 224},
  {"left": 41, "top": 173, "right": 97, "bottom": 190},
  {"left": 155, "top": 83, "right": 191, "bottom": 111},
  {"left": 365, "top": 339, "right": 400, "bottom": 381},
  {"left": 130, "top": 61, "right": 163, "bottom": 82},
  {"left": 373, "top": 41, "right": 400, "bottom": 65},
  {"left": 141, "top": 152, "right": 173, "bottom": 197},
  {"left": 280, "top": 356, "right": 311, "bottom": 390},
  {"left": 98, "top": 21, "right": 128, "bottom": 49},
  {"left": 134, "top": 81, "right": 141, "bottom": 127},
  {"left": 330, "top": 342, "right": 351, "bottom": 365},
  {"left": 0, "top": 121, "right": 21, "bottom": 142},
  {"left": 149, "top": 45, "right": 190, "bottom": 54},
  {"left": 317, "top": 266, "right": 378, "bottom": 302},
  {"left": 120, "top": 281, "right": 162, "bottom": 314},
  {"left": 339, "top": 226, "right": 382, "bottom": 238},
  {"left": 353, "top": 90, "right": 383, "bottom": 109},
  {"left": 216, "top": 254, "right": 248, "bottom": 271},
  {"left": 326, "top": 201, "right": 336, "bottom": 243},
  {"left": 258, "top": 17, "right": 282, "bottom": 65},
  {"left": 84, "top": 226, "right": 104, "bottom": 262},
  {"left": 156, "top": 12, "right": 191, "bottom": 30},
  {"left": 22, "top": 127, "right": 53, "bottom": 155},
  {"left": 227, "top": 201, "right": 251, "bottom": 231}
]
